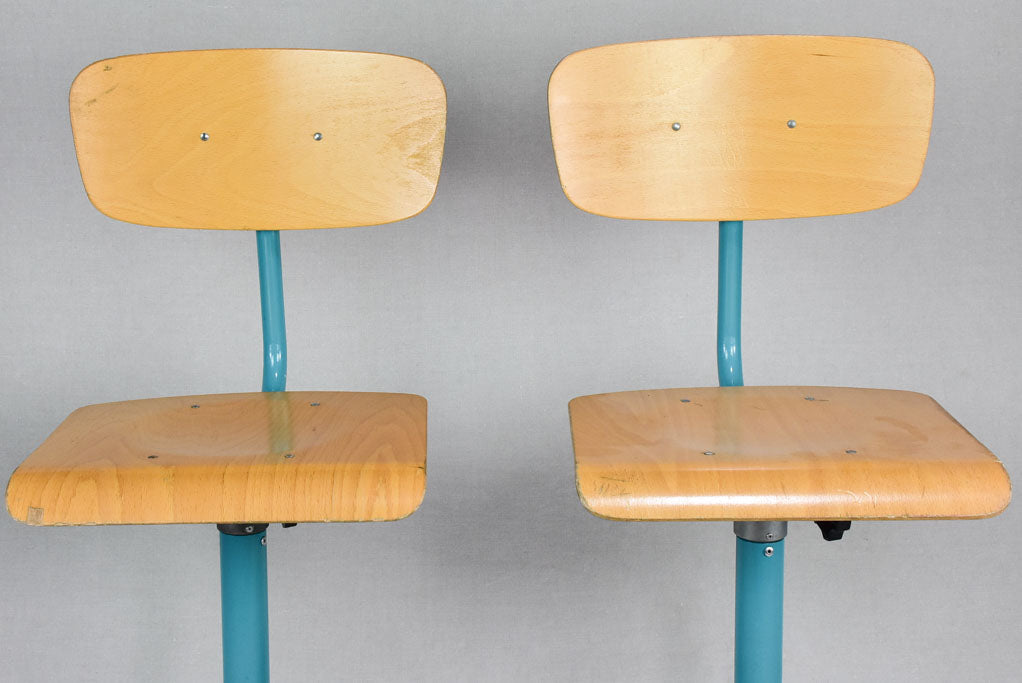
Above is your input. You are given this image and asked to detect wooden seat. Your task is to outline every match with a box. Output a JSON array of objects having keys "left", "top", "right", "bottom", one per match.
[
  {"left": 7, "top": 391, "right": 426, "bottom": 525},
  {"left": 570, "top": 386, "right": 1010, "bottom": 521}
]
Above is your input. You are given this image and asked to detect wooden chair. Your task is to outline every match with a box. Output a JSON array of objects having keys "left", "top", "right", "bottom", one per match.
[
  {"left": 548, "top": 35, "right": 1010, "bottom": 681},
  {"left": 6, "top": 49, "right": 445, "bottom": 681}
]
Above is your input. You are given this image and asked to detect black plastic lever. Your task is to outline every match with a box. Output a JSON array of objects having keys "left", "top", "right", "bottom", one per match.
[{"left": 815, "top": 521, "right": 851, "bottom": 541}]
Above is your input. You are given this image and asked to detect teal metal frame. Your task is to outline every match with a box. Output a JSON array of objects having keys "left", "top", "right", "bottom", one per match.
[
  {"left": 257, "top": 230, "right": 287, "bottom": 393},
  {"left": 735, "top": 536, "right": 784, "bottom": 682},
  {"left": 218, "top": 229, "right": 285, "bottom": 682},
  {"left": 718, "top": 220, "right": 785, "bottom": 683},
  {"left": 220, "top": 528, "right": 271, "bottom": 682},
  {"left": 717, "top": 220, "right": 744, "bottom": 388}
]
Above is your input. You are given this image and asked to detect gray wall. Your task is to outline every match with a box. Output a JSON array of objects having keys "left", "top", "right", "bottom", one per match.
[{"left": 2, "top": 1, "right": 1019, "bottom": 681}]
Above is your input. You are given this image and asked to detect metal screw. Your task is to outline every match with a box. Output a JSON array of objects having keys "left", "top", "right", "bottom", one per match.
[
  {"left": 764, "top": 546, "right": 775, "bottom": 557},
  {"left": 313, "top": 132, "right": 323, "bottom": 141},
  {"left": 804, "top": 396, "right": 815, "bottom": 401},
  {"left": 310, "top": 402, "right": 320, "bottom": 407},
  {"left": 199, "top": 132, "right": 210, "bottom": 141},
  {"left": 671, "top": 122, "right": 681, "bottom": 131},
  {"left": 284, "top": 453, "right": 295, "bottom": 459},
  {"left": 244, "top": 526, "right": 254, "bottom": 534},
  {"left": 765, "top": 532, "right": 775, "bottom": 540},
  {"left": 147, "top": 455, "right": 158, "bottom": 459},
  {"left": 703, "top": 451, "right": 715, "bottom": 456},
  {"left": 845, "top": 449, "right": 857, "bottom": 454},
  {"left": 191, "top": 404, "right": 200, "bottom": 408},
  {"left": 680, "top": 399, "right": 690, "bottom": 403},
  {"left": 261, "top": 537, "right": 267, "bottom": 546},
  {"left": 786, "top": 120, "right": 797, "bottom": 129}
]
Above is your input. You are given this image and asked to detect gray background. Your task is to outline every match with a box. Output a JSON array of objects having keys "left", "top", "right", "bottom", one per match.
[{"left": 1, "top": 1, "right": 1019, "bottom": 681}]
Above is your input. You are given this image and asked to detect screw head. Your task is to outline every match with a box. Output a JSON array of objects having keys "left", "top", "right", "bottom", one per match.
[
  {"left": 671, "top": 122, "right": 681, "bottom": 131},
  {"left": 261, "top": 537, "right": 267, "bottom": 546},
  {"left": 244, "top": 526, "right": 254, "bottom": 533},
  {"left": 310, "top": 402, "right": 320, "bottom": 407},
  {"left": 703, "top": 451, "right": 715, "bottom": 456},
  {"left": 147, "top": 454, "right": 158, "bottom": 459},
  {"left": 804, "top": 396, "right": 815, "bottom": 401},
  {"left": 765, "top": 533, "right": 775, "bottom": 540},
  {"left": 845, "top": 449, "right": 857, "bottom": 454},
  {"left": 284, "top": 453, "right": 295, "bottom": 459},
  {"left": 313, "top": 132, "right": 323, "bottom": 141},
  {"left": 199, "top": 132, "right": 210, "bottom": 141},
  {"left": 680, "top": 399, "right": 690, "bottom": 403},
  {"left": 190, "top": 404, "right": 200, "bottom": 409},
  {"left": 764, "top": 546, "right": 775, "bottom": 557},
  {"left": 786, "top": 120, "right": 797, "bottom": 129}
]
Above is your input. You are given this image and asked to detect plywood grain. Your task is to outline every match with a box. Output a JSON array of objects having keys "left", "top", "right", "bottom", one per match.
[
  {"left": 570, "top": 386, "right": 1010, "bottom": 521},
  {"left": 7, "top": 391, "right": 427, "bottom": 525},
  {"left": 70, "top": 49, "right": 446, "bottom": 230},
  {"left": 549, "top": 36, "right": 934, "bottom": 221}
]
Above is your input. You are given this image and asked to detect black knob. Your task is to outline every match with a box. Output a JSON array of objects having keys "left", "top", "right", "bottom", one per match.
[{"left": 815, "top": 521, "right": 851, "bottom": 541}]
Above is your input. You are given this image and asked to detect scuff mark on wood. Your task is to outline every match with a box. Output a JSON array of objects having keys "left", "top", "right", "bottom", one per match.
[{"left": 26, "top": 506, "right": 44, "bottom": 525}]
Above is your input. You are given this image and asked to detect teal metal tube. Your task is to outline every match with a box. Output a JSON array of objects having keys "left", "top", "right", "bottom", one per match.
[
  {"left": 220, "top": 530, "right": 270, "bottom": 682},
  {"left": 718, "top": 221, "right": 783, "bottom": 681},
  {"left": 717, "top": 221, "right": 744, "bottom": 387},
  {"left": 216, "top": 230, "right": 286, "bottom": 681},
  {"left": 257, "top": 230, "right": 287, "bottom": 393},
  {"left": 735, "top": 537, "right": 785, "bottom": 682}
]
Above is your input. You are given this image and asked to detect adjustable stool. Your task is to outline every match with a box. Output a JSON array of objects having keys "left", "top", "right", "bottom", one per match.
[
  {"left": 6, "top": 48, "right": 446, "bottom": 681},
  {"left": 548, "top": 35, "right": 1010, "bottom": 681}
]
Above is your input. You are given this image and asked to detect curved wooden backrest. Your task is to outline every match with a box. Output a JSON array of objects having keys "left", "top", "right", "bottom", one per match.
[
  {"left": 70, "top": 49, "right": 446, "bottom": 230},
  {"left": 548, "top": 36, "right": 934, "bottom": 221}
]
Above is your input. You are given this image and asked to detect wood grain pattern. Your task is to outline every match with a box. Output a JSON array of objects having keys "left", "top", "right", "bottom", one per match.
[
  {"left": 570, "top": 386, "right": 1010, "bottom": 521},
  {"left": 549, "top": 36, "right": 934, "bottom": 221},
  {"left": 6, "top": 391, "right": 427, "bottom": 525},
  {"left": 70, "top": 49, "right": 446, "bottom": 230}
]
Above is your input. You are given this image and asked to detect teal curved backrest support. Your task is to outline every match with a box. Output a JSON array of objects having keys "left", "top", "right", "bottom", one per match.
[
  {"left": 257, "top": 230, "right": 287, "bottom": 393},
  {"left": 717, "top": 220, "right": 743, "bottom": 387}
]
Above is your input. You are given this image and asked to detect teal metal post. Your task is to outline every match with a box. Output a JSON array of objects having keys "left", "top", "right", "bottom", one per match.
[
  {"left": 218, "top": 229, "right": 285, "bottom": 682},
  {"left": 718, "top": 220, "right": 784, "bottom": 682},
  {"left": 220, "top": 528, "right": 270, "bottom": 682},
  {"left": 256, "top": 230, "right": 287, "bottom": 393},
  {"left": 735, "top": 536, "right": 785, "bottom": 682},
  {"left": 717, "top": 220, "right": 743, "bottom": 388}
]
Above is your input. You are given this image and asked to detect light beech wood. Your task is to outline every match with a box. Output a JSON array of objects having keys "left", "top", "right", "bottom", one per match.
[
  {"left": 570, "top": 386, "right": 1010, "bottom": 521},
  {"left": 549, "top": 36, "right": 934, "bottom": 220},
  {"left": 70, "top": 49, "right": 446, "bottom": 230},
  {"left": 7, "top": 391, "right": 426, "bottom": 525}
]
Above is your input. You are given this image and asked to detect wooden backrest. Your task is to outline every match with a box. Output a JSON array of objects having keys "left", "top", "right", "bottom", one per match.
[
  {"left": 548, "top": 36, "right": 934, "bottom": 221},
  {"left": 70, "top": 49, "right": 446, "bottom": 230}
]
